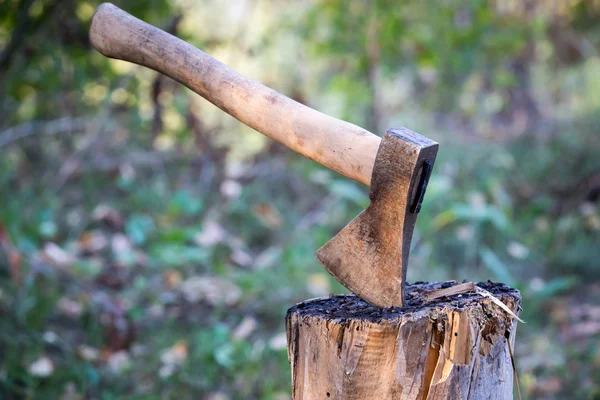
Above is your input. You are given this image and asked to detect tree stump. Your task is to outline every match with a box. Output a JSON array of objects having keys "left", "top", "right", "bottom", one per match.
[{"left": 286, "top": 281, "right": 521, "bottom": 400}]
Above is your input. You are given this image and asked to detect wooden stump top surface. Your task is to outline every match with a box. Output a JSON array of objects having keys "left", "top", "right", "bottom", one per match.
[{"left": 287, "top": 281, "right": 520, "bottom": 322}]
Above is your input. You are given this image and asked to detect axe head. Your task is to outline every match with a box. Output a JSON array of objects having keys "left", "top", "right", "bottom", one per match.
[{"left": 316, "top": 127, "right": 438, "bottom": 308}]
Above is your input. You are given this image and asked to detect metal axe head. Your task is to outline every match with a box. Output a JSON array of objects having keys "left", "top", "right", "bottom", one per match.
[{"left": 316, "top": 127, "right": 438, "bottom": 308}]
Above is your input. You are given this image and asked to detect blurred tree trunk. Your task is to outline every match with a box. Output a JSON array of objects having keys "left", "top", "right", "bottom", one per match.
[{"left": 366, "top": 6, "right": 382, "bottom": 134}]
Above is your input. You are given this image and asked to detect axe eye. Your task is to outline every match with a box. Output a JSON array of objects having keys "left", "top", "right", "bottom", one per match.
[{"left": 410, "top": 160, "right": 433, "bottom": 214}]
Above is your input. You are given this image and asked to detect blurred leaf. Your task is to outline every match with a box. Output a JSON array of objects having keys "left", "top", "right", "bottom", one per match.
[
  {"left": 531, "top": 276, "right": 579, "bottom": 302},
  {"left": 214, "top": 343, "right": 235, "bottom": 369},
  {"left": 28, "top": 356, "right": 54, "bottom": 377},
  {"left": 125, "top": 214, "right": 155, "bottom": 245},
  {"left": 158, "top": 226, "right": 200, "bottom": 244},
  {"left": 151, "top": 244, "right": 209, "bottom": 268},
  {"left": 480, "top": 247, "right": 514, "bottom": 286},
  {"left": 180, "top": 276, "right": 242, "bottom": 306},
  {"left": 71, "top": 259, "right": 103, "bottom": 279},
  {"left": 167, "top": 190, "right": 203, "bottom": 217},
  {"left": 433, "top": 203, "right": 510, "bottom": 233},
  {"left": 330, "top": 180, "right": 368, "bottom": 206},
  {"left": 252, "top": 203, "right": 282, "bottom": 229}
]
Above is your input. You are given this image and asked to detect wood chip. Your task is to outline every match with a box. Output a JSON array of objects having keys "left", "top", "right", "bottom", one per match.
[
  {"left": 425, "top": 282, "right": 525, "bottom": 323},
  {"left": 424, "top": 282, "right": 476, "bottom": 301}
]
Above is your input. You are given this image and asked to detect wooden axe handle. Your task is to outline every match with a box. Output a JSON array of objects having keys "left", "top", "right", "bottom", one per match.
[{"left": 90, "top": 3, "right": 381, "bottom": 186}]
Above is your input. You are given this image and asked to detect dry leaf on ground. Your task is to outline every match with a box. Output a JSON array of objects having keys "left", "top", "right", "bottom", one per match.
[
  {"left": 232, "top": 316, "right": 258, "bottom": 340},
  {"left": 28, "top": 356, "right": 54, "bottom": 377},
  {"left": 107, "top": 351, "right": 131, "bottom": 374},
  {"left": 268, "top": 332, "right": 287, "bottom": 350},
  {"left": 180, "top": 276, "right": 242, "bottom": 306},
  {"left": 43, "top": 243, "right": 76, "bottom": 268}
]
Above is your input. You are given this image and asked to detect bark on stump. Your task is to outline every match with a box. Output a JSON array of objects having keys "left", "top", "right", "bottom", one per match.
[{"left": 286, "top": 281, "right": 521, "bottom": 400}]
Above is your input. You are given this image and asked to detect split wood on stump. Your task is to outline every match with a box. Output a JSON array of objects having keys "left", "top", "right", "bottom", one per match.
[{"left": 286, "top": 281, "right": 521, "bottom": 400}]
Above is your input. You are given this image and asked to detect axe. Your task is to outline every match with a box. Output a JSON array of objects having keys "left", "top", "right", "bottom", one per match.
[{"left": 89, "top": 3, "right": 438, "bottom": 308}]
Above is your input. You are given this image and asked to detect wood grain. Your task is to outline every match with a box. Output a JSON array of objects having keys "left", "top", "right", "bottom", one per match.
[
  {"left": 89, "top": 3, "right": 382, "bottom": 186},
  {"left": 286, "top": 282, "right": 521, "bottom": 399}
]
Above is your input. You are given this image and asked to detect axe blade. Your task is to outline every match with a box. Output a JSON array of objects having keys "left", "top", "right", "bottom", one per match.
[{"left": 316, "top": 128, "right": 438, "bottom": 308}]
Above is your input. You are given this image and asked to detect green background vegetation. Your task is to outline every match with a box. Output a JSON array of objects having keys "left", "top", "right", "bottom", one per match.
[{"left": 1, "top": 0, "right": 599, "bottom": 398}]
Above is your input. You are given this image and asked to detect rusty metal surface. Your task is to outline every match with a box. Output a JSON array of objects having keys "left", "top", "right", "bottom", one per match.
[{"left": 315, "top": 127, "right": 438, "bottom": 308}]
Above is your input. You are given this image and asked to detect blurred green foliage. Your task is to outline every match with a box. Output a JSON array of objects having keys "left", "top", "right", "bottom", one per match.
[{"left": 1, "top": 0, "right": 600, "bottom": 398}]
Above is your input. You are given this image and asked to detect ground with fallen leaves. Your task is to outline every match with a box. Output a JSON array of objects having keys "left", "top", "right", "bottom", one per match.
[{"left": 1, "top": 148, "right": 599, "bottom": 399}]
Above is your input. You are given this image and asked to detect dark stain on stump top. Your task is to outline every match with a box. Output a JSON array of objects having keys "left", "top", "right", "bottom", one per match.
[{"left": 288, "top": 281, "right": 519, "bottom": 323}]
